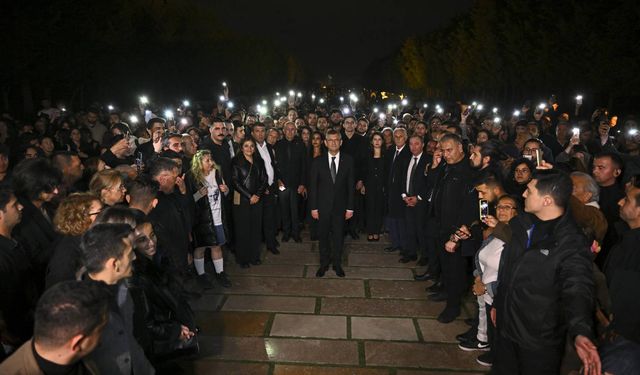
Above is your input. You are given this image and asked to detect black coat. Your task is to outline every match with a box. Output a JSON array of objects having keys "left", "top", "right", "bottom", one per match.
[
  {"left": 400, "top": 154, "right": 429, "bottom": 199},
  {"left": 274, "top": 138, "right": 307, "bottom": 188},
  {"left": 384, "top": 146, "right": 412, "bottom": 217},
  {"left": 45, "top": 235, "right": 83, "bottom": 290},
  {"left": 200, "top": 137, "right": 232, "bottom": 187},
  {"left": 231, "top": 155, "right": 268, "bottom": 200},
  {"left": 308, "top": 153, "right": 355, "bottom": 216},
  {"left": 340, "top": 131, "right": 367, "bottom": 181},
  {"left": 254, "top": 142, "right": 280, "bottom": 189},
  {"left": 148, "top": 191, "right": 192, "bottom": 271},
  {"left": 495, "top": 211, "right": 595, "bottom": 350}
]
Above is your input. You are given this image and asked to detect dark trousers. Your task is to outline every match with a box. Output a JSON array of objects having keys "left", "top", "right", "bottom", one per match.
[
  {"left": 349, "top": 192, "right": 365, "bottom": 232},
  {"left": 438, "top": 236, "right": 467, "bottom": 312},
  {"left": 318, "top": 212, "right": 346, "bottom": 267},
  {"left": 262, "top": 189, "right": 278, "bottom": 250},
  {"left": 385, "top": 216, "right": 407, "bottom": 250},
  {"left": 492, "top": 333, "right": 564, "bottom": 375},
  {"left": 279, "top": 188, "right": 300, "bottom": 237},
  {"left": 404, "top": 203, "right": 426, "bottom": 258},
  {"left": 232, "top": 199, "right": 263, "bottom": 264},
  {"left": 425, "top": 218, "right": 440, "bottom": 276}
]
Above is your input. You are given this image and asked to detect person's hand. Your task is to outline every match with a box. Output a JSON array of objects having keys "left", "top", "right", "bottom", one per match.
[
  {"left": 472, "top": 277, "right": 486, "bottom": 296},
  {"left": 574, "top": 335, "right": 601, "bottom": 375},
  {"left": 490, "top": 307, "right": 496, "bottom": 327},
  {"left": 152, "top": 129, "right": 164, "bottom": 153},
  {"left": 250, "top": 194, "right": 260, "bottom": 204},
  {"left": 345, "top": 210, "right": 353, "bottom": 220},
  {"left": 445, "top": 240, "right": 458, "bottom": 253},
  {"left": 570, "top": 134, "right": 580, "bottom": 146},
  {"left": 297, "top": 185, "right": 306, "bottom": 195},
  {"left": 198, "top": 185, "right": 208, "bottom": 197},
  {"left": 455, "top": 225, "right": 471, "bottom": 240},
  {"left": 536, "top": 160, "right": 554, "bottom": 170},
  {"left": 179, "top": 325, "right": 195, "bottom": 341},
  {"left": 482, "top": 215, "right": 499, "bottom": 228},
  {"left": 311, "top": 209, "right": 319, "bottom": 220},
  {"left": 110, "top": 138, "right": 128, "bottom": 155},
  {"left": 176, "top": 174, "right": 187, "bottom": 194},
  {"left": 431, "top": 149, "right": 443, "bottom": 169},
  {"left": 219, "top": 184, "right": 228, "bottom": 193},
  {"left": 360, "top": 185, "right": 366, "bottom": 195},
  {"left": 355, "top": 180, "right": 364, "bottom": 191},
  {"left": 405, "top": 196, "right": 417, "bottom": 207}
]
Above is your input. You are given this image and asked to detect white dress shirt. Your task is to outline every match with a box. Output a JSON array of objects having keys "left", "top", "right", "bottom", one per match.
[{"left": 256, "top": 141, "right": 274, "bottom": 185}]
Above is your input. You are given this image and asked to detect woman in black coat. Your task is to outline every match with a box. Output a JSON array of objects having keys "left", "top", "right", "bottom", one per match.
[
  {"left": 362, "top": 132, "right": 386, "bottom": 241},
  {"left": 186, "top": 150, "right": 231, "bottom": 287},
  {"left": 231, "top": 138, "right": 267, "bottom": 268}
]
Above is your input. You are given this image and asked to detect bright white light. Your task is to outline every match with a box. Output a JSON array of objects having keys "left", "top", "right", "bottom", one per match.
[
  {"left": 139, "top": 96, "right": 149, "bottom": 104},
  {"left": 342, "top": 107, "right": 351, "bottom": 115},
  {"left": 436, "top": 108, "right": 444, "bottom": 114},
  {"left": 61, "top": 107, "right": 66, "bottom": 112},
  {"left": 393, "top": 119, "right": 398, "bottom": 125},
  {"left": 275, "top": 92, "right": 280, "bottom": 96},
  {"left": 280, "top": 96, "right": 286, "bottom": 102},
  {"left": 573, "top": 127, "right": 580, "bottom": 135},
  {"left": 538, "top": 103, "right": 546, "bottom": 110},
  {"left": 387, "top": 104, "right": 393, "bottom": 110},
  {"left": 274, "top": 99, "right": 281, "bottom": 107},
  {"left": 401, "top": 99, "right": 408, "bottom": 106},
  {"left": 629, "top": 129, "right": 638, "bottom": 136},
  {"left": 379, "top": 113, "right": 386, "bottom": 120},
  {"left": 373, "top": 107, "right": 379, "bottom": 113},
  {"left": 472, "top": 101, "right": 477, "bottom": 106},
  {"left": 180, "top": 118, "right": 188, "bottom": 125},
  {"left": 262, "top": 100, "right": 267, "bottom": 105},
  {"left": 219, "top": 95, "right": 226, "bottom": 101},
  {"left": 494, "top": 117, "right": 501, "bottom": 123},
  {"left": 227, "top": 101, "right": 234, "bottom": 109},
  {"left": 129, "top": 115, "right": 139, "bottom": 124},
  {"left": 423, "top": 103, "right": 428, "bottom": 108},
  {"left": 164, "top": 109, "right": 174, "bottom": 119},
  {"left": 492, "top": 107, "right": 498, "bottom": 114},
  {"left": 319, "top": 98, "right": 325, "bottom": 104},
  {"left": 513, "top": 110, "right": 521, "bottom": 117},
  {"left": 311, "top": 94, "right": 316, "bottom": 100},
  {"left": 339, "top": 96, "right": 344, "bottom": 102},
  {"left": 297, "top": 92, "right": 302, "bottom": 98},
  {"left": 107, "top": 105, "right": 114, "bottom": 111},
  {"left": 289, "top": 90, "right": 295, "bottom": 96},
  {"left": 349, "top": 93, "right": 357, "bottom": 101},
  {"left": 258, "top": 106, "right": 267, "bottom": 115},
  {"left": 392, "top": 104, "right": 398, "bottom": 109},
  {"left": 477, "top": 104, "right": 484, "bottom": 111},
  {"left": 222, "top": 81, "right": 227, "bottom": 87},
  {"left": 183, "top": 100, "right": 190, "bottom": 107},
  {"left": 576, "top": 95, "right": 583, "bottom": 101}
]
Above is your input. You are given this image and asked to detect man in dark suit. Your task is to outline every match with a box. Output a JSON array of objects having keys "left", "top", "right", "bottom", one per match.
[
  {"left": 274, "top": 121, "right": 307, "bottom": 243},
  {"left": 400, "top": 135, "right": 429, "bottom": 263},
  {"left": 252, "top": 123, "right": 281, "bottom": 254},
  {"left": 308, "top": 129, "right": 355, "bottom": 277},
  {"left": 384, "top": 127, "right": 411, "bottom": 254}
]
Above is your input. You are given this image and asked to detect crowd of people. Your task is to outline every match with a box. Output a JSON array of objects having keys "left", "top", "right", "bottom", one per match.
[{"left": 0, "top": 91, "right": 639, "bottom": 374}]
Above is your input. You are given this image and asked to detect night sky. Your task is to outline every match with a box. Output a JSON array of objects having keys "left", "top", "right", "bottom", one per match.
[{"left": 211, "top": 0, "right": 473, "bottom": 83}]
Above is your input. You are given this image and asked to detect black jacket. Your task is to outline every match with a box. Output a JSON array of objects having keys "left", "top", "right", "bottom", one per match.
[
  {"left": 186, "top": 170, "right": 228, "bottom": 247},
  {"left": 384, "top": 145, "right": 412, "bottom": 217},
  {"left": 200, "top": 137, "right": 232, "bottom": 188},
  {"left": 274, "top": 137, "right": 306, "bottom": 188},
  {"left": 148, "top": 191, "right": 192, "bottom": 271},
  {"left": 400, "top": 153, "right": 428, "bottom": 199},
  {"left": 495, "top": 211, "right": 595, "bottom": 350},
  {"left": 308, "top": 153, "right": 355, "bottom": 216},
  {"left": 45, "top": 235, "right": 83, "bottom": 290},
  {"left": 231, "top": 155, "right": 267, "bottom": 200}
]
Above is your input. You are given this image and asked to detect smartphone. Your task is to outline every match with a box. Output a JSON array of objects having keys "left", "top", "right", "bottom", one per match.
[
  {"left": 572, "top": 127, "right": 580, "bottom": 137},
  {"left": 135, "top": 152, "right": 143, "bottom": 172},
  {"left": 535, "top": 149, "right": 542, "bottom": 167},
  {"left": 479, "top": 199, "right": 489, "bottom": 220}
]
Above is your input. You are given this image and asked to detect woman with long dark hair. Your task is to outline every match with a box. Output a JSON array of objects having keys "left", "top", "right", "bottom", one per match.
[{"left": 362, "top": 132, "right": 386, "bottom": 241}]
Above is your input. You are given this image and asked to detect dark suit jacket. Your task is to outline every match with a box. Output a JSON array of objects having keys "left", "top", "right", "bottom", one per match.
[
  {"left": 274, "top": 137, "right": 307, "bottom": 188},
  {"left": 254, "top": 142, "right": 281, "bottom": 189},
  {"left": 384, "top": 145, "right": 412, "bottom": 217},
  {"left": 308, "top": 153, "right": 355, "bottom": 217},
  {"left": 400, "top": 153, "right": 429, "bottom": 199}
]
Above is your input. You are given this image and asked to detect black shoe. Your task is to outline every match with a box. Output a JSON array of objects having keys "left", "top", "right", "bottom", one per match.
[
  {"left": 293, "top": 235, "right": 302, "bottom": 243},
  {"left": 456, "top": 327, "right": 477, "bottom": 342},
  {"left": 428, "top": 291, "right": 448, "bottom": 302},
  {"left": 333, "top": 265, "right": 346, "bottom": 277},
  {"left": 437, "top": 308, "right": 460, "bottom": 324},
  {"left": 216, "top": 272, "right": 232, "bottom": 288},
  {"left": 476, "top": 352, "right": 493, "bottom": 367},
  {"left": 399, "top": 255, "right": 417, "bottom": 263},
  {"left": 240, "top": 263, "right": 250, "bottom": 269},
  {"left": 315, "top": 265, "right": 329, "bottom": 277},
  {"left": 383, "top": 246, "right": 397, "bottom": 253},
  {"left": 458, "top": 338, "right": 489, "bottom": 352},
  {"left": 250, "top": 259, "right": 262, "bottom": 266},
  {"left": 427, "top": 282, "right": 443, "bottom": 293},
  {"left": 416, "top": 258, "right": 429, "bottom": 266},
  {"left": 414, "top": 272, "right": 436, "bottom": 281},
  {"left": 281, "top": 234, "right": 290, "bottom": 242},
  {"left": 268, "top": 248, "right": 280, "bottom": 255}
]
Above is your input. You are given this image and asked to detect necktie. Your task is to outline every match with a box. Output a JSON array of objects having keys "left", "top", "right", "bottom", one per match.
[
  {"left": 394, "top": 149, "right": 399, "bottom": 161},
  {"left": 331, "top": 156, "right": 337, "bottom": 183},
  {"left": 408, "top": 157, "right": 418, "bottom": 196}
]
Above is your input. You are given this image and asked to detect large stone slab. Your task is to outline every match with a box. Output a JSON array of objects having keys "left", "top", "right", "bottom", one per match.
[
  {"left": 270, "top": 314, "right": 347, "bottom": 339},
  {"left": 348, "top": 253, "right": 416, "bottom": 268},
  {"left": 189, "top": 294, "right": 226, "bottom": 312},
  {"left": 396, "top": 370, "right": 485, "bottom": 375},
  {"left": 187, "top": 360, "right": 270, "bottom": 375},
  {"left": 321, "top": 297, "right": 445, "bottom": 318},
  {"left": 417, "top": 319, "right": 470, "bottom": 343},
  {"left": 215, "top": 276, "right": 364, "bottom": 298},
  {"left": 195, "top": 311, "right": 270, "bottom": 337},
  {"left": 351, "top": 317, "right": 418, "bottom": 341},
  {"left": 274, "top": 365, "right": 388, "bottom": 375},
  {"left": 365, "top": 341, "right": 486, "bottom": 371},
  {"left": 222, "top": 295, "right": 316, "bottom": 313},
  {"left": 225, "top": 263, "right": 305, "bottom": 278},
  {"left": 198, "top": 336, "right": 268, "bottom": 361},
  {"left": 369, "top": 280, "right": 430, "bottom": 299},
  {"left": 262, "top": 250, "right": 320, "bottom": 265},
  {"left": 265, "top": 338, "right": 359, "bottom": 365},
  {"left": 306, "top": 266, "right": 414, "bottom": 280}
]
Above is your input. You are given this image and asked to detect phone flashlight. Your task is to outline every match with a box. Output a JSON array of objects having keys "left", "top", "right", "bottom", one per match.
[
  {"left": 289, "top": 90, "right": 295, "bottom": 96},
  {"left": 222, "top": 82, "right": 227, "bottom": 87},
  {"left": 572, "top": 127, "right": 580, "bottom": 136},
  {"left": 343, "top": 107, "right": 351, "bottom": 115},
  {"left": 423, "top": 103, "right": 428, "bottom": 108},
  {"left": 164, "top": 109, "right": 174, "bottom": 119},
  {"left": 629, "top": 129, "right": 639, "bottom": 136},
  {"left": 262, "top": 100, "right": 267, "bottom": 105},
  {"left": 479, "top": 199, "right": 489, "bottom": 219},
  {"left": 492, "top": 107, "right": 498, "bottom": 114},
  {"left": 401, "top": 99, "right": 408, "bottom": 106},
  {"left": 297, "top": 92, "right": 302, "bottom": 98},
  {"left": 494, "top": 117, "right": 501, "bottom": 123},
  {"left": 538, "top": 103, "right": 546, "bottom": 110},
  {"left": 437, "top": 108, "right": 444, "bottom": 114},
  {"left": 373, "top": 107, "right": 379, "bottom": 113},
  {"left": 219, "top": 95, "right": 226, "bottom": 101},
  {"left": 339, "top": 96, "right": 344, "bottom": 102},
  {"left": 180, "top": 118, "right": 188, "bottom": 126},
  {"left": 319, "top": 98, "right": 325, "bottom": 104},
  {"left": 129, "top": 115, "right": 139, "bottom": 124},
  {"left": 139, "top": 96, "right": 149, "bottom": 105},
  {"left": 311, "top": 94, "right": 316, "bottom": 101},
  {"left": 477, "top": 104, "right": 484, "bottom": 111},
  {"left": 379, "top": 113, "right": 386, "bottom": 120},
  {"left": 108, "top": 105, "right": 114, "bottom": 111},
  {"left": 61, "top": 107, "right": 66, "bottom": 112},
  {"left": 274, "top": 100, "right": 281, "bottom": 107},
  {"left": 183, "top": 100, "right": 190, "bottom": 107},
  {"left": 513, "top": 110, "right": 520, "bottom": 117},
  {"left": 227, "top": 101, "right": 234, "bottom": 109}
]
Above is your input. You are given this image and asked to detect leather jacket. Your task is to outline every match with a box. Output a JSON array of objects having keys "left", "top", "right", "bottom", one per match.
[{"left": 231, "top": 155, "right": 267, "bottom": 199}]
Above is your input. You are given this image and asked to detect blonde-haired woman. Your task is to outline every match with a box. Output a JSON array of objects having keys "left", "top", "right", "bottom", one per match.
[
  {"left": 46, "top": 192, "right": 103, "bottom": 289},
  {"left": 187, "top": 150, "right": 231, "bottom": 287},
  {"left": 89, "top": 169, "right": 126, "bottom": 207}
]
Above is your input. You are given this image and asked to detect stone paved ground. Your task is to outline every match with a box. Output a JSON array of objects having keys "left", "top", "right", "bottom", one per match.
[{"left": 163, "top": 232, "right": 488, "bottom": 375}]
